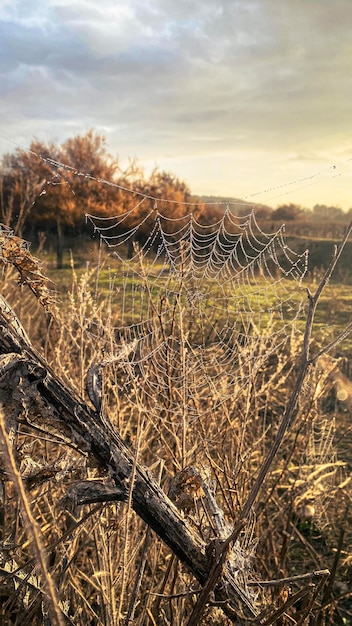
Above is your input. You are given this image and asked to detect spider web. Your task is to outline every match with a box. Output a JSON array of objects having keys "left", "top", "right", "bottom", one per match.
[
  {"left": 0, "top": 139, "right": 310, "bottom": 425},
  {"left": 85, "top": 201, "right": 308, "bottom": 423}
]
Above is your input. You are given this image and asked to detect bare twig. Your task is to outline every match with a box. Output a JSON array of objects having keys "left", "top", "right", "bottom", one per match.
[
  {"left": 124, "top": 463, "right": 164, "bottom": 626},
  {"left": 186, "top": 520, "right": 246, "bottom": 626},
  {"left": 258, "top": 586, "right": 311, "bottom": 626},
  {"left": 0, "top": 409, "right": 65, "bottom": 626},
  {"left": 249, "top": 569, "right": 330, "bottom": 587},
  {"left": 239, "top": 219, "right": 352, "bottom": 522}
]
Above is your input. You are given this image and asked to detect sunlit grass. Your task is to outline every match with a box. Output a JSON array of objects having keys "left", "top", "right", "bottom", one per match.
[{"left": 46, "top": 258, "right": 352, "bottom": 356}]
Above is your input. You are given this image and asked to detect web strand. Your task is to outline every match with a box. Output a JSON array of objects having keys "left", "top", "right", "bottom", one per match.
[{"left": 84, "top": 203, "right": 308, "bottom": 424}]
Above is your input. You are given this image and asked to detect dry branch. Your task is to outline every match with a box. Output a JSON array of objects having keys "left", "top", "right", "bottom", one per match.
[{"left": 0, "top": 306, "right": 258, "bottom": 624}]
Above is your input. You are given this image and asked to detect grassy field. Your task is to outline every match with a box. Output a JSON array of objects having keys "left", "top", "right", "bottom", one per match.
[{"left": 46, "top": 255, "right": 352, "bottom": 357}]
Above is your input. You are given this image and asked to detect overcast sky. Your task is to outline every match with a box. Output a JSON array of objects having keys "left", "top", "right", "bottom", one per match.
[{"left": 1, "top": 0, "right": 352, "bottom": 209}]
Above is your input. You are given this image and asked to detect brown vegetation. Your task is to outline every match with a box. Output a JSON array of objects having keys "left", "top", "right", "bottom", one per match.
[
  {"left": 0, "top": 224, "right": 352, "bottom": 625},
  {"left": 2, "top": 131, "right": 351, "bottom": 275},
  {"left": 0, "top": 131, "right": 205, "bottom": 268}
]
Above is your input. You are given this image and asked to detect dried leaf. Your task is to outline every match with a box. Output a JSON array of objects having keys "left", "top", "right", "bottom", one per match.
[{"left": 0, "top": 223, "right": 54, "bottom": 311}]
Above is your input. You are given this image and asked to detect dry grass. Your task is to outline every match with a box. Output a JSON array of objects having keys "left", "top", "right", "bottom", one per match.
[{"left": 0, "top": 257, "right": 352, "bottom": 625}]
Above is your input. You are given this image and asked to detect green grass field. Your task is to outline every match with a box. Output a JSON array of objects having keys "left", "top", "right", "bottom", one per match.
[{"left": 47, "top": 256, "right": 352, "bottom": 358}]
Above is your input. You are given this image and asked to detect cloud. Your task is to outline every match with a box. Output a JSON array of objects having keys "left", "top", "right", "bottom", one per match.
[{"left": 0, "top": 0, "right": 352, "bottom": 208}]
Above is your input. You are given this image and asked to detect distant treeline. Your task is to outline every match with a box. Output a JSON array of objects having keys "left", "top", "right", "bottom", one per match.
[{"left": 1, "top": 130, "right": 351, "bottom": 268}]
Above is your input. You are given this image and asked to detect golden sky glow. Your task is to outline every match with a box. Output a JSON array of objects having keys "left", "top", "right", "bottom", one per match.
[{"left": 1, "top": 0, "right": 352, "bottom": 209}]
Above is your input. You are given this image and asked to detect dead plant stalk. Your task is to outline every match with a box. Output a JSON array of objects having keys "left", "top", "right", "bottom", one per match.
[
  {"left": 0, "top": 408, "right": 65, "bottom": 626},
  {"left": 240, "top": 218, "right": 352, "bottom": 521}
]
